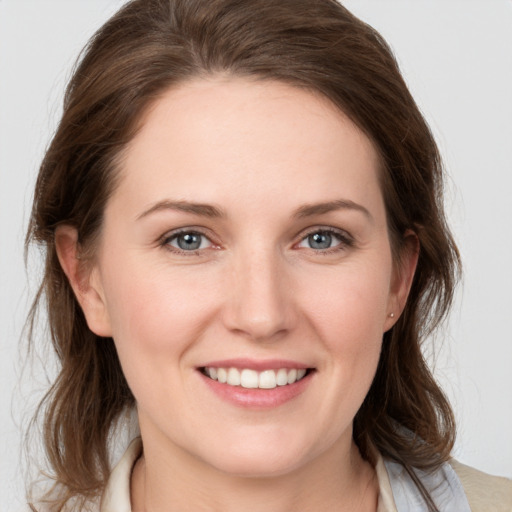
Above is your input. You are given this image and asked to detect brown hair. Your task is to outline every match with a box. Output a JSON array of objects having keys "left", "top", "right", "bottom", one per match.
[{"left": 26, "top": 0, "right": 460, "bottom": 510}]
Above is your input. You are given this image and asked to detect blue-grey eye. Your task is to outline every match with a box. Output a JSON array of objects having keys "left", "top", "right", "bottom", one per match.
[
  {"left": 169, "top": 232, "right": 210, "bottom": 251},
  {"left": 298, "top": 230, "right": 342, "bottom": 250}
]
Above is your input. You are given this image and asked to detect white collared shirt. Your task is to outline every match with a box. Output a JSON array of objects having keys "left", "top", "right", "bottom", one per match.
[{"left": 100, "top": 438, "right": 512, "bottom": 512}]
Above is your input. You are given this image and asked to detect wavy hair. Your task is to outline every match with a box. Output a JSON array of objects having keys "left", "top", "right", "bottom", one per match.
[{"left": 26, "top": 0, "right": 460, "bottom": 510}]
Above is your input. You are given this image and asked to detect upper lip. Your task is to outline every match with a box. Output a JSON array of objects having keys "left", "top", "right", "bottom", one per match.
[{"left": 198, "top": 358, "right": 314, "bottom": 372}]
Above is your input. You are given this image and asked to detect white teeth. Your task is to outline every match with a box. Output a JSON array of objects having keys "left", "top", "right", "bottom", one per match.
[
  {"left": 217, "top": 368, "right": 227, "bottom": 383},
  {"left": 258, "top": 370, "right": 277, "bottom": 389},
  {"left": 204, "top": 367, "right": 309, "bottom": 389},
  {"left": 227, "top": 367, "right": 241, "bottom": 386},
  {"left": 276, "top": 368, "right": 288, "bottom": 386},
  {"left": 240, "top": 369, "right": 259, "bottom": 388},
  {"left": 287, "top": 368, "right": 297, "bottom": 384}
]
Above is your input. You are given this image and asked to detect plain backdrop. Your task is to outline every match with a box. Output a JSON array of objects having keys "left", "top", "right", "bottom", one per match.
[{"left": 1, "top": 0, "right": 511, "bottom": 508}]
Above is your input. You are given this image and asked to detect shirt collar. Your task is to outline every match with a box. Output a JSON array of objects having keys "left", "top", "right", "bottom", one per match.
[{"left": 100, "top": 437, "right": 401, "bottom": 512}]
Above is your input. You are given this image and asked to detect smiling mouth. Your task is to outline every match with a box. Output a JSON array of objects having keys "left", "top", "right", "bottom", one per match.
[{"left": 200, "top": 367, "right": 314, "bottom": 390}]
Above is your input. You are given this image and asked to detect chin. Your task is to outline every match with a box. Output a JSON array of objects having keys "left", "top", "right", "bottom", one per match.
[
  {"left": 199, "top": 438, "right": 315, "bottom": 479},
  {"left": 212, "top": 456, "right": 303, "bottom": 479}
]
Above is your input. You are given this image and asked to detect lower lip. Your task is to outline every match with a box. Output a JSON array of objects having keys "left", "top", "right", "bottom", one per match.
[{"left": 198, "top": 370, "right": 314, "bottom": 409}]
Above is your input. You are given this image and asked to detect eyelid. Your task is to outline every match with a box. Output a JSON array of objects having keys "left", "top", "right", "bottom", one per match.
[
  {"left": 159, "top": 227, "right": 219, "bottom": 254},
  {"left": 295, "top": 226, "right": 355, "bottom": 251},
  {"left": 157, "top": 225, "right": 355, "bottom": 255}
]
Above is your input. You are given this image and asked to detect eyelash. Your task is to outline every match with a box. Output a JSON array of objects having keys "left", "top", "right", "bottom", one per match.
[
  {"left": 298, "top": 227, "right": 355, "bottom": 255},
  {"left": 159, "top": 229, "right": 216, "bottom": 256},
  {"left": 159, "top": 227, "right": 354, "bottom": 256}
]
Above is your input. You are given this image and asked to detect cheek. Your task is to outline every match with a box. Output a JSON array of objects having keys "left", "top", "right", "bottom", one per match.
[
  {"left": 298, "top": 258, "right": 391, "bottom": 398},
  {"left": 98, "top": 260, "right": 224, "bottom": 404},
  {"left": 102, "top": 259, "right": 218, "bottom": 344},
  {"left": 301, "top": 262, "right": 391, "bottom": 342}
]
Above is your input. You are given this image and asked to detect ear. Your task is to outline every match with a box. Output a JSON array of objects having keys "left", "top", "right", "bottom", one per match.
[
  {"left": 55, "top": 225, "right": 113, "bottom": 337},
  {"left": 384, "top": 230, "right": 419, "bottom": 331}
]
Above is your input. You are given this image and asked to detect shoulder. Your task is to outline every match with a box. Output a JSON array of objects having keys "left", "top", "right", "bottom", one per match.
[
  {"left": 450, "top": 459, "right": 512, "bottom": 512},
  {"left": 377, "top": 451, "right": 512, "bottom": 512}
]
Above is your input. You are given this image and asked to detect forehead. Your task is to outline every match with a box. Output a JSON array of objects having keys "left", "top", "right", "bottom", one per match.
[{"left": 112, "top": 77, "right": 383, "bottom": 220}]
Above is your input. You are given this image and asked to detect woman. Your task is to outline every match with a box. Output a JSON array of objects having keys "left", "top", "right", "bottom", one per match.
[{"left": 25, "top": 0, "right": 512, "bottom": 511}]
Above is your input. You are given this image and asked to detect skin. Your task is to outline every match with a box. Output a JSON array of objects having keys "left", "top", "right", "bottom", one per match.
[{"left": 57, "top": 77, "right": 418, "bottom": 512}]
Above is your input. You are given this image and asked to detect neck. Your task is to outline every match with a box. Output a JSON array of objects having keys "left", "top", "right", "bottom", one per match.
[{"left": 131, "top": 430, "right": 378, "bottom": 512}]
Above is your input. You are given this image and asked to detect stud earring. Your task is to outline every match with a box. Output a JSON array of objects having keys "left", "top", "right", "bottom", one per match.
[{"left": 389, "top": 312, "right": 395, "bottom": 318}]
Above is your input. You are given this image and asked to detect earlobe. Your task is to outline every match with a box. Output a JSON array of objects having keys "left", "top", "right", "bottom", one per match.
[
  {"left": 55, "top": 225, "right": 112, "bottom": 337},
  {"left": 385, "top": 231, "right": 420, "bottom": 331}
]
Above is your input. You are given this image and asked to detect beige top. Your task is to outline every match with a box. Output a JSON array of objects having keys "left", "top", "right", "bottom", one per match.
[{"left": 100, "top": 438, "right": 512, "bottom": 512}]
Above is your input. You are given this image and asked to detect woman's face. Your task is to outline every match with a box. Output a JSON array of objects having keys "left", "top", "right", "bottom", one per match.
[{"left": 77, "top": 78, "right": 414, "bottom": 477}]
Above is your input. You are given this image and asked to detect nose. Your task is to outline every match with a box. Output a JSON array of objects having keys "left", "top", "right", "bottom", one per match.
[{"left": 221, "top": 247, "right": 296, "bottom": 342}]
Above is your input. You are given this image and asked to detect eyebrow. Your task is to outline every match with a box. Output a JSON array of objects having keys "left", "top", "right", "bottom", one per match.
[
  {"left": 136, "top": 200, "right": 225, "bottom": 220},
  {"left": 293, "top": 199, "right": 373, "bottom": 221},
  {"left": 136, "top": 198, "right": 372, "bottom": 221}
]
